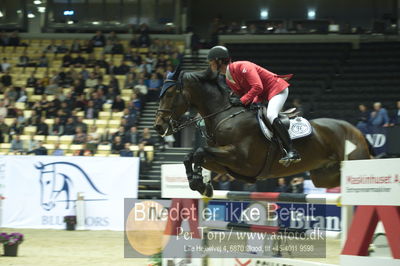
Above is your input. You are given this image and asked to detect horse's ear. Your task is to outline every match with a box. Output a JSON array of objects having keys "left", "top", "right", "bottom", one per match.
[
  {"left": 172, "top": 62, "right": 182, "bottom": 80},
  {"left": 35, "top": 162, "right": 44, "bottom": 170}
]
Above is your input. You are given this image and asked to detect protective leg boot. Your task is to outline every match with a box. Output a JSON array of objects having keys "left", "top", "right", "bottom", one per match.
[{"left": 272, "top": 118, "right": 301, "bottom": 165}]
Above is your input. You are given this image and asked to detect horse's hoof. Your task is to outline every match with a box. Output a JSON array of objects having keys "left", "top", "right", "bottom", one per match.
[
  {"left": 189, "top": 175, "right": 204, "bottom": 191},
  {"left": 203, "top": 183, "right": 213, "bottom": 198}
]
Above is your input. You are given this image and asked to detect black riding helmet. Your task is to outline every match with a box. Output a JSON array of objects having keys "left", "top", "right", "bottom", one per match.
[{"left": 207, "top": 45, "right": 230, "bottom": 61}]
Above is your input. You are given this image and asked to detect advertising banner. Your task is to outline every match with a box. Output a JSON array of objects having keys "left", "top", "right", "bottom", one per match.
[{"left": 0, "top": 155, "right": 139, "bottom": 230}]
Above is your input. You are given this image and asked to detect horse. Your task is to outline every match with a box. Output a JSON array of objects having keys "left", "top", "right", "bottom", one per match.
[{"left": 154, "top": 67, "right": 370, "bottom": 197}]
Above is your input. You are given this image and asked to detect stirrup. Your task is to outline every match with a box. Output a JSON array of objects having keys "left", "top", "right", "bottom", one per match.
[{"left": 278, "top": 151, "right": 301, "bottom": 166}]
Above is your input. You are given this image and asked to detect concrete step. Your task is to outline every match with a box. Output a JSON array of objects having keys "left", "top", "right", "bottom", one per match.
[
  {"left": 139, "top": 179, "right": 161, "bottom": 187},
  {"left": 138, "top": 190, "right": 161, "bottom": 199}
]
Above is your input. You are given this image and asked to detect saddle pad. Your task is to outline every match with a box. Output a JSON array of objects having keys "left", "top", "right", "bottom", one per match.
[{"left": 257, "top": 113, "right": 312, "bottom": 140}]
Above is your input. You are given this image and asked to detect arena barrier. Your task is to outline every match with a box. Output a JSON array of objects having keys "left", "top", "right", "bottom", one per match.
[{"left": 197, "top": 158, "right": 400, "bottom": 266}]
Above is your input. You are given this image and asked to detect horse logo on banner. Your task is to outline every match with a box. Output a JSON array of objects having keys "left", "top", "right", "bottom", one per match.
[{"left": 36, "top": 161, "right": 106, "bottom": 211}]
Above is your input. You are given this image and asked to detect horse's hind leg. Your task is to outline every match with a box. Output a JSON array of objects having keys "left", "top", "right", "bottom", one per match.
[{"left": 310, "top": 163, "right": 340, "bottom": 188}]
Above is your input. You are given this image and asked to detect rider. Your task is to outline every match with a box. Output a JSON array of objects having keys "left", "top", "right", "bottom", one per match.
[{"left": 207, "top": 45, "right": 301, "bottom": 165}]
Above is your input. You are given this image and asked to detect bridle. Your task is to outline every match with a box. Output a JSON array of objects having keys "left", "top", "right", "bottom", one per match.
[{"left": 156, "top": 72, "right": 233, "bottom": 136}]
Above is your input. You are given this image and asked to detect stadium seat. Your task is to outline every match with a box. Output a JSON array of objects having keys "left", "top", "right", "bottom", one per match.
[
  {"left": 46, "top": 135, "right": 60, "bottom": 144},
  {"left": 97, "top": 144, "right": 111, "bottom": 155},
  {"left": 59, "top": 135, "right": 74, "bottom": 144},
  {"left": 24, "top": 126, "right": 37, "bottom": 135},
  {"left": 99, "top": 112, "right": 111, "bottom": 120},
  {"left": 95, "top": 119, "right": 108, "bottom": 128}
]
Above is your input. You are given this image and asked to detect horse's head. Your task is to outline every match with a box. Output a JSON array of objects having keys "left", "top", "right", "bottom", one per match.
[
  {"left": 36, "top": 163, "right": 56, "bottom": 211},
  {"left": 154, "top": 65, "right": 190, "bottom": 136}
]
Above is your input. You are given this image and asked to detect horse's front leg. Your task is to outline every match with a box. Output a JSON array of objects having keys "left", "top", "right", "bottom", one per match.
[
  {"left": 190, "top": 145, "right": 237, "bottom": 197},
  {"left": 183, "top": 152, "right": 195, "bottom": 190}
]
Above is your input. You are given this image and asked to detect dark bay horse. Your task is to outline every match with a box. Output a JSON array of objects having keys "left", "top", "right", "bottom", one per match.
[{"left": 154, "top": 67, "right": 370, "bottom": 197}]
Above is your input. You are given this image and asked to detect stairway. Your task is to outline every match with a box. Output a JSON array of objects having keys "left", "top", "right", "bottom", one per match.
[{"left": 182, "top": 49, "right": 209, "bottom": 72}]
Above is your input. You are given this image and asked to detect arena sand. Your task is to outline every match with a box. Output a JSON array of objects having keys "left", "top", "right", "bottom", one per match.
[{"left": 1, "top": 228, "right": 340, "bottom": 265}]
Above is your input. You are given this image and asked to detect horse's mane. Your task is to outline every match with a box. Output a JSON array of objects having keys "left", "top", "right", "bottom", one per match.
[{"left": 184, "top": 67, "right": 230, "bottom": 98}]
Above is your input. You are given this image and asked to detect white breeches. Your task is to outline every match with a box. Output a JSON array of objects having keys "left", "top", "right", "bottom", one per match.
[{"left": 266, "top": 87, "right": 289, "bottom": 124}]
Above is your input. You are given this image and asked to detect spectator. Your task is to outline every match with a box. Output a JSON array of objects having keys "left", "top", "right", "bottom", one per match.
[
  {"left": 356, "top": 104, "right": 370, "bottom": 132},
  {"left": 44, "top": 40, "right": 57, "bottom": 53},
  {"left": 287, "top": 177, "right": 304, "bottom": 193},
  {"left": 275, "top": 177, "right": 288, "bottom": 192},
  {"left": 73, "top": 127, "right": 87, "bottom": 144},
  {"left": 85, "top": 100, "right": 99, "bottom": 119},
  {"left": 391, "top": 100, "right": 400, "bottom": 125},
  {"left": 138, "top": 31, "right": 151, "bottom": 47},
  {"left": 52, "top": 142, "right": 64, "bottom": 156},
  {"left": 88, "top": 125, "right": 100, "bottom": 144},
  {"left": 91, "top": 31, "right": 106, "bottom": 47},
  {"left": 164, "top": 134, "right": 175, "bottom": 148},
  {"left": 36, "top": 117, "right": 49, "bottom": 135},
  {"left": 27, "top": 134, "right": 38, "bottom": 152},
  {"left": 81, "top": 40, "right": 94, "bottom": 53},
  {"left": 137, "top": 143, "right": 149, "bottom": 171},
  {"left": 73, "top": 52, "right": 86, "bottom": 67},
  {"left": 107, "top": 31, "right": 119, "bottom": 42},
  {"left": 369, "top": 102, "right": 390, "bottom": 127},
  {"left": 9, "top": 118, "right": 23, "bottom": 136},
  {"left": 123, "top": 107, "right": 137, "bottom": 128},
  {"left": 8, "top": 31, "right": 20, "bottom": 46},
  {"left": 103, "top": 40, "right": 114, "bottom": 54},
  {"left": 17, "top": 51, "right": 30, "bottom": 67},
  {"left": 15, "top": 109, "right": 25, "bottom": 125},
  {"left": 80, "top": 66, "right": 90, "bottom": 80},
  {"left": 124, "top": 126, "right": 139, "bottom": 145},
  {"left": 212, "top": 173, "right": 235, "bottom": 190},
  {"left": 16, "top": 87, "right": 28, "bottom": 103},
  {"left": 146, "top": 73, "right": 162, "bottom": 101},
  {"left": 10, "top": 134, "right": 24, "bottom": 153},
  {"left": 37, "top": 53, "right": 49, "bottom": 67},
  {"left": 64, "top": 117, "right": 76, "bottom": 135},
  {"left": 70, "top": 39, "right": 81, "bottom": 53},
  {"left": 27, "top": 72, "right": 38, "bottom": 87},
  {"left": 140, "top": 127, "right": 154, "bottom": 145},
  {"left": 28, "top": 141, "right": 48, "bottom": 155},
  {"left": 111, "top": 136, "right": 124, "bottom": 154},
  {"left": 56, "top": 40, "right": 69, "bottom": 53},
  {"left": 75, "top": 116, "right": 87, "bottom": 133},
  {"left": 129, "top": 34, "right": 138, "bottom": 48},
  {"left": 0, "top": 58, "right": 11, "bottom": 72},
  {"left": 134, "top": 79, "right": 148, "bottom": 103},
  {"left": 75, "top": 143, "right": 94, "bottom": 156},
  {"left": 120, "top": 142, "right": 133, "bottom": 157},
  {"left": 109, "top": 74, "right": 120, "bottom": 93},
  {"left": 274, "top": 23, "right": 288, "bottom": 33},
  {"left": 0, "top": 117, "right": 9, "bottom": 140},
  {"left": 112, "top": 95, "right": 125, "bottom": 112},
  {"left": 50, "top": 117, "right": 64, "bottom": 136},
  {"left": 1, "top": 70, "right": 12, "bottom": 87},
  {"left": 86, "top": 72, "right": 98, "bottom": 88},
  {"left": 62, "top": 52, "right": 73, "bottom": 67}
]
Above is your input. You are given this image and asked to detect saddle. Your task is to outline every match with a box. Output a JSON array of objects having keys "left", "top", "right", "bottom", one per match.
[{"left": 256, "top": 107, "right": 313, "bottom": 141}]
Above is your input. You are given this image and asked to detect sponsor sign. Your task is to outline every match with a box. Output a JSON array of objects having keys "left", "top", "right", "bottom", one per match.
[{"left": 341, "top": 158, "right": 400, "bottom": 206}]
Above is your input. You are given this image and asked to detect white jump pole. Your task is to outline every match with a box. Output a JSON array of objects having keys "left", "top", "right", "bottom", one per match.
[
  {"left": 341, "top": 140, "right": 357, "bottom": 248},
  {"left": 76, "top": 192, "right": 85, "bottom": 230}
]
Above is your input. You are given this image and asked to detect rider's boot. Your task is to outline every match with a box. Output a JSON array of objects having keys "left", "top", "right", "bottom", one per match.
[{"left": 272, "top": 117, "right": 301, "bottom": 165}]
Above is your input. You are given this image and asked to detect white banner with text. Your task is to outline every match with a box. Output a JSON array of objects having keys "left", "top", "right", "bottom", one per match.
[
  {"left": 0, "top": 155, "right": 139, "bottom": 230},
  {"left": 341, "top": 158, "right": 400, "bottom": 206}
]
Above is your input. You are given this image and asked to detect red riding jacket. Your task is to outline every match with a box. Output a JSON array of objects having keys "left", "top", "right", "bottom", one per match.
[{"left": 225, "top": 61, "right": 293, "bottom": 105}]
